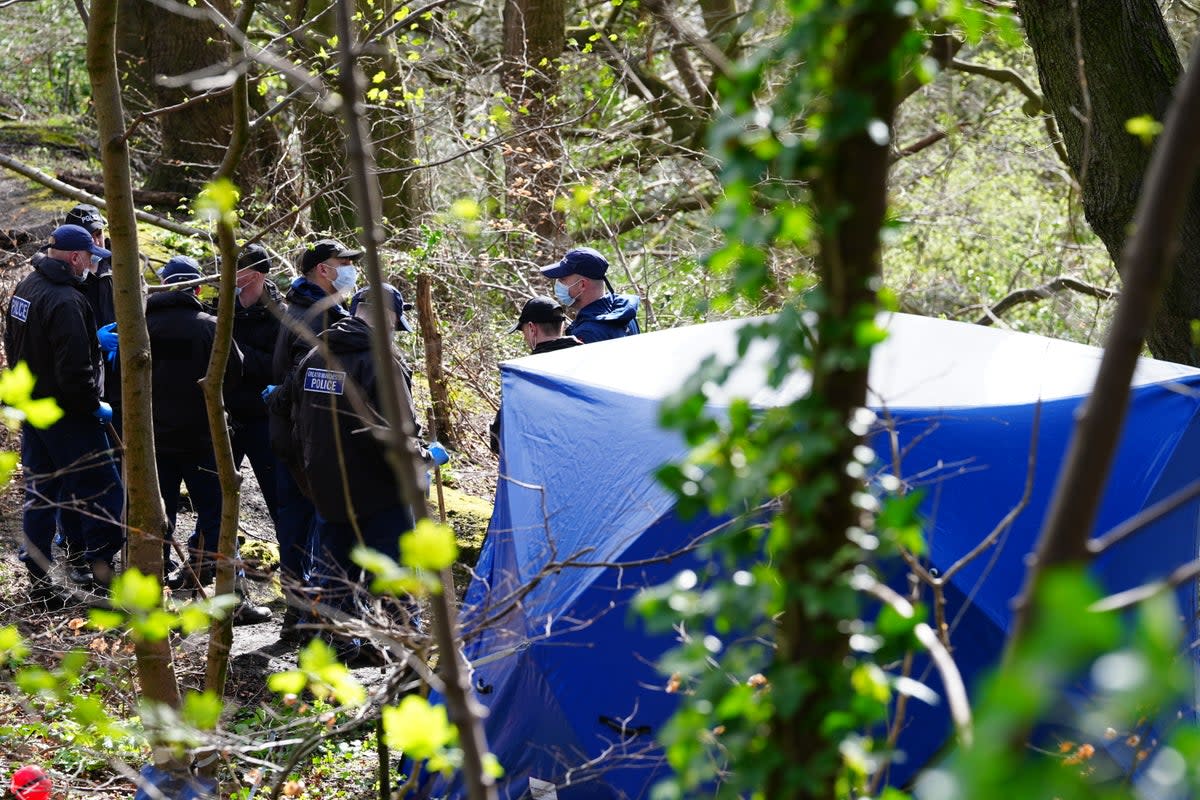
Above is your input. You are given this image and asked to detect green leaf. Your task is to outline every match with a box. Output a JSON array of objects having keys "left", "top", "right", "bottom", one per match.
[
  {"left": 20, "top": 397, "right": 63, "bottom": 428},
  {"left": 196, "top": 178, "right": 241, "bottom": 225},
  {"left": 88, "top": 609, "right": 126, "bottom": 630},
  {"left": 382, "top": 695, "right": 459, "bottom": 759},
  {"left": 1125, "top": 114, "right": 1163, "bottom": 146},
  {"left": 268, "top": 670, "right": 307, "bottom": 696},
  {"left": 183, "top": 690, "right": 223, "bottom": 730},
  {"left": 112, "top": 569, "right": 162, "bottom": 613},
  {"left": 450, "top": 198, "right": 480, "bottom": 220},
  {"left": 400, "top": 519, "right": 458, "bottom": 570},
  {"left": 0, "top": 451, "right": 17, "bottom": 483},
  {"left": 0, "top": 361, "right": 37, "bottom": 404},
  {"left": 0, "top": 625, "right": 29, "bottom": 664}
]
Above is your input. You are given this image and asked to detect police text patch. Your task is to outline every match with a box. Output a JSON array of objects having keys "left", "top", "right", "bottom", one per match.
[
  {"left": 303, "top": 367, "right": 345, "bottom": 395},
  {"left": 10, "top": 296, "right": 30, "bottom": 322}
]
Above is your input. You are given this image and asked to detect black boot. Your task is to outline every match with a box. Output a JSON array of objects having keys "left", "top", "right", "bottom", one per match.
[
  {"left": 231, "top": 576, "right": 272, "bottom": 626},
  {"left": 28, "top": 576, "right": 73, "bottom": 611}
]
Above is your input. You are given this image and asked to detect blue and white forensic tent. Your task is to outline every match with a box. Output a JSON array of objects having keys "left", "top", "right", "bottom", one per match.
[{"left": 427, "top": 313, "right": 1200, "bottom": 799}]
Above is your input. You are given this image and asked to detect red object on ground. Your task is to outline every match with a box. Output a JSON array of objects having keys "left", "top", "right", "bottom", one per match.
[{"left": 10, "top": 765, "right": 51, "bottom": 800}]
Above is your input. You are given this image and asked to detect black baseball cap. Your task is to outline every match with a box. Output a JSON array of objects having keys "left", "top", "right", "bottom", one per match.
[
  {"left": 237, "top": 243, "right": 272, "bottom": 273},
  {"left": 508, "top": 295, "right": 566, "bottom": 333},
  {"left": 300, "top": 239, "right": 363, "bottom": 273},
  {"left": 65, "top": 203, "right": 105, "bottom": 234},
  {"left": 350, "top": 283, "right": 414, "bottom": 332}
]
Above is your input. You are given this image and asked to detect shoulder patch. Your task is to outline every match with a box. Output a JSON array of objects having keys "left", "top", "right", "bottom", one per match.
[
  {"left": 9, "top": 296, "right": 29, "bottom": 322},
  {"left": 303, "top": 367, "right": 345, "bottom": 395}
]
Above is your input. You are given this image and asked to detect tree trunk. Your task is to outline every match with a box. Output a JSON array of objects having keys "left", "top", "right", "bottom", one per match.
[
  {"left": 1018, "top": 0, "right": 1200, "bottom": 364},
  {"left": 88, "top": 0, "right": 180, "bottom": 710},
  {"left": 335, "top": 2, "right": 495, "bottom": 795},
  {"left": 502, "top": 0, "right": 566, "bottom": 261},
  {"left": 116, "top": 0, "right": 284, "bottom": 197},
  {"left": 202, "top": 0, "right": 255, "bottom": 714},
  {"left": 767, "top": 7, "right": 911, "bottom": 795}
]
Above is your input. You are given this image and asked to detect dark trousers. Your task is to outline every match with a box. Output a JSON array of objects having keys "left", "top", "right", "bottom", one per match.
[
  {"left": 55, "top": 405, "right": 122, "bottom": 562},
  {"left": 155, "top": 448, "right": 222, "bottom": 559},
  {"left": 314, "top": 504, "right": 414, "bottom": 612},
  {"left": 21, "top": 415, "right": 124, "bottom": 578},
  {"left": 275, "top": 467, "right": 316, "bottom": 591},
  {"left": 231, "top": 418, "right": 279, "bottom": 523}
]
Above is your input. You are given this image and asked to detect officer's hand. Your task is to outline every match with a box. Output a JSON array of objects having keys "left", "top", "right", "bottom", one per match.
[
  {"left": 261, "top": 384, "right": 277, "bottom": 402},
  {"left": 93, "top": 402, "right": 113, "bottom": 424},
  {"left": 427, "top": 442, "right": 449, "bottom": 466},
  {"left": 97, "top": 323, "right": 118, "bottom": 352}
]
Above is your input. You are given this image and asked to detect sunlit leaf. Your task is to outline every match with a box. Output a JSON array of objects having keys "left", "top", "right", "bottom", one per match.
[{"left": 400, "top": 519, "right": 458, "bottom": 571}]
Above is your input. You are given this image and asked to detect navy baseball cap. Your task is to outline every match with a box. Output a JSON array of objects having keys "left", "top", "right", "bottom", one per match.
[
  {"left": 350, "top": 283, "right": 413, "bottom": 332},
  {"left": 508, "top": 295, "right": 566, "bottom": 333},
  {"left": 238, "top": 243, "right": 271, "bottom": 273},
  {"left": 540, "top": 247, "right": 608, "bottom": 280},
  {"left": 158, "top": 255, "right": 203, "bottom": 285},
  {"left": 65, "top": 203, "right": 105, "bottom": 233},
  {"left": 49, "top": 224, "right": 111, "bottom": 258},
  {"left": 300, "top": 238, "right": 363, "bottom": 273}
]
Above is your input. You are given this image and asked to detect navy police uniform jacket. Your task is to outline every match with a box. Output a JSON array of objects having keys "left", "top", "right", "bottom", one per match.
[
  {"left": 290, "top": 315, "right": 419, "bottom": 524},
  {"left": 271, "top": 277, "right": 349, "bottom": 383},
  {"left": 567, "top": 293, "right": 641, "bottom": 343},
  {"left": 145, "top": 290, "right": 243, "bottom": 453},
  {"left": 215, "top": 281, "right": 282, "bottom": 422},
  {"left": 4, "top": 255, "right": 104, "bottom": 417}
]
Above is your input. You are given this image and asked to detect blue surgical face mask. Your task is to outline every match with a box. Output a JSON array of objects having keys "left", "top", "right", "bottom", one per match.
[
  {"left": 554, "top": 278, "right": 581, "bottom": 307},
  {"left": 90, "top": 254, "right": 101, "bottom": 266},
  {"left": 332, "top": 265, "right": 358, "bottom": 293},
  {"left": 234, "top": 286, "right": 243, "bottom": 297}
]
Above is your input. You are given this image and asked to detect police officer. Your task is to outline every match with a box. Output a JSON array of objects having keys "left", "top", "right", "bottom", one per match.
[
  {"left": 489, "top": 295, "right": 582, "bottom": 454},
  {"left": 223, "top": 243, "right": 283, "bottom": 522},
  {"left": 289, "top": 284, "right": 428, "bottom": 663},
  {"left": 540, "top": 247, "right": 640, "bottom": 343},
  {"left": 267, "top": 237, "right": 360, "bottom": 640},
  {"left": 54, "top": 204, "right": 117, "bottom": 585},
  {"left": 148, "top": 256, "right": 271, "bottom": 625},
  {"left": 4, "top": 225, "right": 124, "bottom": 606}
]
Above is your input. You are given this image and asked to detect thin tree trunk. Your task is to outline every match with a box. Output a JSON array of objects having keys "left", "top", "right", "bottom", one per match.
[
  {"left": 87, "top": 0, "right": 180, "bottom": 710},
  {"left": 334, "top": 3, "right": 496, "bottom": 797},
  {"left": 201, "top": 0, "right": 256, "bottom": 712},
  {"left": 416, "top": 274, "right": 454, "bottom": 448}
]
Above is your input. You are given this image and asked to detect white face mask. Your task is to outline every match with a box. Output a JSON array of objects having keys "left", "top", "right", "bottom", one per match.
[
  {"left": 554, "top": 278, "right": 581, "bottom": 307},
  {"left": 332, "top": 264, "right": 358, "bottom": 293}
]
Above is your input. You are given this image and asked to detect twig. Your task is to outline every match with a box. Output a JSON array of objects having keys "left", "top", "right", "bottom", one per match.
[
  {"left": 971, "top": 276, "right": 1119, "bottom": 325},
  {"left": 1087, "top": 476, "right": 1200, "bottom": 555}
]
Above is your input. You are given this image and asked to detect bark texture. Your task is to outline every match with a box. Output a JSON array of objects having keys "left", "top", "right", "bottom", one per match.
[
  {"left": 88, "top": 0, "right": 180, "bottom": 710},
  {"left": 502, "top": 0, "right": 566, "bottom": 260},
  {"left": 1018, "top": 0, "right": 1200, "bottom": 364}
]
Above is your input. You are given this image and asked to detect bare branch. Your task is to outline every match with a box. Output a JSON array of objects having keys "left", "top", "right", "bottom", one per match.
[
  {"left": 852, "top": 572, "right": 973, "bottom": 747},
  {"left": 1088, "top": 476, "right": 1200, "bottom": 555},
  {"left": 970, "top": 276, "right": 1119, "bottom": 325}
]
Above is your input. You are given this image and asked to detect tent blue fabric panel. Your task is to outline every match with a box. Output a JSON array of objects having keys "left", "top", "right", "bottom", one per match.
[{"left": 421, "top": 314, "right": 1200, "bottom": 800}]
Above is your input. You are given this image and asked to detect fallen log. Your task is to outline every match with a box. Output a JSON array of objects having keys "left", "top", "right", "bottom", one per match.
[
  {"left": 57, "top": 171, "right": 184, "bottom": 208},
  {"left": 0, "top": 152, "right": 206, "bottom": 239}
]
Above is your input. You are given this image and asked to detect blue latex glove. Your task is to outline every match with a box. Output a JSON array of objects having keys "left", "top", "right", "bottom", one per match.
[
  {"left": 97, "top": 323, "right": 118, "bottom": 364},
  {"left": 427, "top": 442, "right": 449, "bottom": 466},
  {"left": 93, "top": 402, "right": 113, "bottom": 424},
  {"left": 261, "top": 384, "right": 277, "bottom": 402}
]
